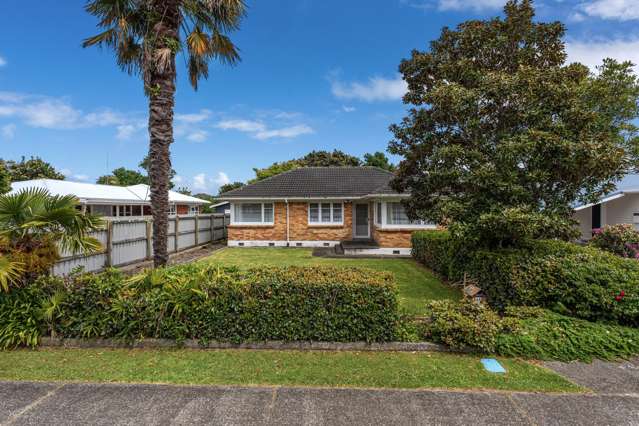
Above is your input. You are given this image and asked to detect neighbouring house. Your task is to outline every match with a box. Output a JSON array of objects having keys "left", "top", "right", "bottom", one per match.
[
  {"left": 9, "top": 179, "right": 210, "bottom": 217},
  {"left": 573, "top": 175, "right": 639, "bottom": 240},
  {"left": 220, "top": 167, "right": 437, "bottom": 255},
  {"left": 211, "top": 201, "right": 231, "bottom": 214}
]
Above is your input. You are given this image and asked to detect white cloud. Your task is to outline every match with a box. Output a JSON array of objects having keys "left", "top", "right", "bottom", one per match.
[
  {"left": 173, "top": 175, "right": 184, "bottom": 185},
  {"left": 73, "top": 174, "right": 89, "bottom": 181},
  {"left": 0, "top": 92, "right": 146, "bottom": 139},
  {"left": 0, "top": 56, "right": 6, "bottom": 67},
  {"left": 215, "top": 172, "right": 230, "bottom": 186},
  {"left": 403, "top": 0, "right": 505, "bottom": 12},
  {"left": 216, "top": 119, "right": 313, "bottom": 140},
  {"left": 192, "top": 173, "right": 208, "bottom": 191},
  {"left": 254, "top": 124, "right": 314, "bottom": 140},
  {"left": 331, "top": 75, "right": 407, "bottom": 102},
  {"left": 60, "top": 168, "right": 72, "bottom": 177},
  {"left": 216, "top": 119, "right": 266, "bottom": 133},
  {"left": 579, "top": 0, "right": 639, "bottom": 21},
  {"left": 566, "top": 38, "right": 639, "bottom": 74},
  {"left": 342, "top": 106, "right": 356, "bottom": 113},
  {"left": 1, "top": 123, "right": 15, "bottom": 139},
  {"left": 175, "top": 109, "right": 212, "bottom": 123},
  {"left": 186, "top": 130, "right": 208, "bottom": 143}
]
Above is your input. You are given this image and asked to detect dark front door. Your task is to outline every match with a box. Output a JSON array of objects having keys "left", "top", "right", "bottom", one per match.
[{"left": 354, "top": 204, "right": 369, "bottom": 238}]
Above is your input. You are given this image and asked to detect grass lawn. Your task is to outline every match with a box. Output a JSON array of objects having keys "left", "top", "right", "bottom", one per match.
[
  {"left": 204, "top": 248, "right": 459, "bottom": 315},
  {"left": 0, "top": 348, "right": 581, "bottom": 393}
]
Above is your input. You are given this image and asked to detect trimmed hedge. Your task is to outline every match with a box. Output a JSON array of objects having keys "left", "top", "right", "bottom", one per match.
[
  {"left": 412, "top": 231, "right": 639, "bottom": 326},
  {"left": 0, "top": 264, "right": 400, "bottom": 348}
]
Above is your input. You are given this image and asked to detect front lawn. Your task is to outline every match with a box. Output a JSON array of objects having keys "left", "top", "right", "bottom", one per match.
[
  {"left": 204, "top": 248, "right": 459, "bottom": 315},
  {"left": 0, "top": 348, "right": 581, "bottom": 393}
]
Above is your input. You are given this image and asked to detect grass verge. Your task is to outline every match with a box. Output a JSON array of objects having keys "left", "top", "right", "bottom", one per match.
[
  {"left": 204, "top": 248, "right": 459, "bottom": 315},
  {"left": 0, "top": 348, "right": 581, "bottom": 393}
]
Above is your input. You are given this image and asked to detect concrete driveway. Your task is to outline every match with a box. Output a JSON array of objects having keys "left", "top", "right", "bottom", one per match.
[{"left": 1, "top": 381, "right": 638, "bottom": 426}]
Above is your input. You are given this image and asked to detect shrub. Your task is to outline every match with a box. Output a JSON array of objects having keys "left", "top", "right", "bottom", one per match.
[
  {"left": 421, "top": 300, "right": 513, "bottom": 352},
  {"left": 411, "top": 230, "right": 455, "bottom": 277},
  {"left": 0, "top": 264, "right": 400, "bottom": 348},
  {"left": 590, "top": 224, "right": 639, "bottom": 259},
  {"left": 467, "top": 240, "right": 639, "bottom": 326},
  {"left": 496, "top": 307, "right": 639, "bottom": 362}
]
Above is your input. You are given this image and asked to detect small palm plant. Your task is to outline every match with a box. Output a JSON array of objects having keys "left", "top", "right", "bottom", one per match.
[{"left": 0, "top": 188, "right": 104, "bottom": 290}]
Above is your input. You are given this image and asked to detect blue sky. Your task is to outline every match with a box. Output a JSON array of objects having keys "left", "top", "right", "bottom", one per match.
[{"left": 1, "top": 0, "right": 638, "bottom": 194}]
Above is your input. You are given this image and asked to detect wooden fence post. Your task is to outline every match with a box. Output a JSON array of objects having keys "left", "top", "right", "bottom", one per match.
[
  {"left": 174, "top": 215, "right": 180, "bottom": 253},
  {"left": 106, "top": 220, "right": 113, "bottom": 267},
  {"left": 145, "top": 220, "right": 152, "bottom": 260},
  {"left": 194, "top": 215, "right": 199, "bottom": 246}
]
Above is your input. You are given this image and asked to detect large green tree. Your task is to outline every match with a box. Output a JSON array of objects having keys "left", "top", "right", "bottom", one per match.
[
  {"left": 84, "top": 0, "right": 245, "bottom": 267},
  {"left": 97, "top": 167, "right": 148, "bottom": 186},
  {"left": 362, "top": 152, "right": 395, "bottom": 171},
  {"left": 389, "top": 0, "right": 639, "bottom": 245},
  {"left": 2, "top": 157, "right": 66, "bottom": 182},
  {"left": 251, "top": 150, "right": 363, "bottom": 182},
  {"left": 0, "top": 163, "right": 10, "bottom": 194},
  {"left": 219, "top": 181, "right": 245, "bottom": 194}
]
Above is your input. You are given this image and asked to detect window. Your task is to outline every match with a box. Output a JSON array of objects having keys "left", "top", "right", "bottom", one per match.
[
  {"left": 188, "top": 205, "right": 199, "bottom": 216},
  {"left": 232, "top": 203, "right": 274, "bottom": 224},
  {"left": 376, "top": 201, "right": 433, "bottom": 228},
  {"left": 308, "top": 202, "right": 343, "bottom": 225},
  {"left": 169, "top": 204, "right": 177, "bottom": 216}
]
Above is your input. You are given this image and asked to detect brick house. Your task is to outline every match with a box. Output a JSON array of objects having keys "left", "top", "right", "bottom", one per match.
[{"left": 220, "top": 167, "right": 436, "bottom": 255}]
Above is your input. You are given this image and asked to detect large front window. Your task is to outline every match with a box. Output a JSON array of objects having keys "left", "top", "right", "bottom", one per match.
[
  {"left": 309, "top": 202, "right": 343, "bottom": 225},
  {"left": 232, "top": 203, "right": 274, "bottom": 224},
  {"left": 375, "top": 201, "right": 434, "bottom": 228}
]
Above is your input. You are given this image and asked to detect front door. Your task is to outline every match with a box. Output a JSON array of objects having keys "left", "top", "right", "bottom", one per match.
[{"left": 354, "top": 203, "right": 370, "bottom": 238}]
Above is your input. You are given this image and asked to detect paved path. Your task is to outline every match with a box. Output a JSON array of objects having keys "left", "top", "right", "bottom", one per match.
[
  {"left": 1, "top": 381, "right": 638, "bottom": 426},
  {"left": 544, "top": 357, "right": 639, "bottom": 395}
]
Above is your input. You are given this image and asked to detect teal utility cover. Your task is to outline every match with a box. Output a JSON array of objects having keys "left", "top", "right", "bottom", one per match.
[{"left": 481, "top": 358, "right": 506, "bottom": 373}]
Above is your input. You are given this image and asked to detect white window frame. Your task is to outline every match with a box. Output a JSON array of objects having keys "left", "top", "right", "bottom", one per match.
[
  {"left": 169, "top": 204, "right": 177, "bottom": 216},
  {"left": 308, "top": 202, "right": 344, "bottom": 226},
  {"left": 374, "top": 200, "right": 437, "bottom": 230},
  {"left": 231, "top": 202, "right": 275, "bottom": 226},
  {"left": 188, "top": 205, "right": 199, "bottom": 216}
]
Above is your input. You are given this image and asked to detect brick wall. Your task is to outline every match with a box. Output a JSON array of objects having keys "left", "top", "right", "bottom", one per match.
[{"left": 372, "top": 226, "right": 413, "bottom": 248}]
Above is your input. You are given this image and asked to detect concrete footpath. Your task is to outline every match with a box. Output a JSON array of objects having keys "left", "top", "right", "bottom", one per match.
[{"left": 1, "top": 381, "right": 638, "bottom": 426}]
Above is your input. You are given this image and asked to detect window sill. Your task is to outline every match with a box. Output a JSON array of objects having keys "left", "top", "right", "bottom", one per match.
[
  {"left": 375, "top": 225, "right": 437, "bottom": 231},
  {"left": 307, "top": 223, "right": 345, "bottom": 228},
  {"left": 229, "top": 223, "right": 274, "bottom": 228}
]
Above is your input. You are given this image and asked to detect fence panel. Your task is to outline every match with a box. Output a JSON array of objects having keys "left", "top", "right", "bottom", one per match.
[{"left": 52, "top": 213, "right": 228, "bottom": 276}]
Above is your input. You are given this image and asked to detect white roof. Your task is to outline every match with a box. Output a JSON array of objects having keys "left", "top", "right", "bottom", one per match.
[{"left": 10, "top": 179, "right": 209, "bottom": 205}]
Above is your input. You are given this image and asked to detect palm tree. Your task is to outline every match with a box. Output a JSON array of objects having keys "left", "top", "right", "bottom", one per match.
[
  {"left": 0, "top": 188, "right": 104, "bottom": 289},
  {"left": 83, "top": 0, "right": 245, "bottom": 267}
]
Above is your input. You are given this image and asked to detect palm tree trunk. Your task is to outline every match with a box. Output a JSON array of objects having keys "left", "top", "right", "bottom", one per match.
[{"left": 147, "top": 0, "right": 180, "bottom": 268}]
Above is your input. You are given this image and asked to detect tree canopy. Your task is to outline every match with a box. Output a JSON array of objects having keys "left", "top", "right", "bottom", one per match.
[
  {"left": 388, "top": 0, "right": 639, "bottom": 243},
  {"left": 2, "top": 157, "right": 66, "bottom": 182},
  {"left": 0, "top": 163, "right": 10, "bottom": 194},
  {"left": 251, "top": 150, "right": 395, "bottom": 182},
  {"left": 219, "top": 182, "right": 245, "bottom": 194},
  {"left": 97, "top": 167, "right": 148, "bottom": 186}
]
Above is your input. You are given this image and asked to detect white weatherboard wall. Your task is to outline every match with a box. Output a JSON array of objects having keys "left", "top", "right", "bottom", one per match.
[
  {"left": 52, "top": 214, "right": 229, "bottom": 276},
  {"left": 574, "top": 193, "right": 639, "bottom": 240}
]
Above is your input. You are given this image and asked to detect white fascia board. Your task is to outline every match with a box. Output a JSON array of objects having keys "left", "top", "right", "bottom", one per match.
[{"left": 574, "top": 192, "right": 626, "bottom": 211}]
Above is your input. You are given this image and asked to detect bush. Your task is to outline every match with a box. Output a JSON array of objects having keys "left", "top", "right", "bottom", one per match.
[
  {"left": 421, "top": 300, "right": 513, "bottom": 352},
  {"left": 411, "top": 230, "right": 455, "bottom": 277},
  {"left": 0, "top": 264, "right": 400, "bottom": 348},
  {"left": 496, "top": 307, "right": 639, "bottom": 362},
  {"left": 423, "top": 301, "right": 639, "bottom": 361},
  {"left": 467, "top": 240, "right": 639, "bottom": 326},
  {"left": 590, "top": 224, "right": 639, "bottom": 259}
]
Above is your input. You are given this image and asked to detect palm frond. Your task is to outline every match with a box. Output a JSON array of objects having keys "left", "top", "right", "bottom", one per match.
[{"left": 0, "top": 255, "right": 24, "bottom": 292}]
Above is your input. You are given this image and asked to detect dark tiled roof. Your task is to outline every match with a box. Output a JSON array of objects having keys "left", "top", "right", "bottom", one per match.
[{"left": 221, "top": 167, "right": 401, "bottom": 199}]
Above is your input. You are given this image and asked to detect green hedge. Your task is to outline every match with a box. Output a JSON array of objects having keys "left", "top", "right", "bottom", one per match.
[
  {"left": 0, "top": 264, "right": 400, "bottom": 348},
  {"left": 412, "top": 231, "right": 639, "bottom": 326}
]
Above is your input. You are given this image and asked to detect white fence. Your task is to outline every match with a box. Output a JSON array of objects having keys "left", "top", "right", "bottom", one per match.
[{"left": 52, "top": 214, "right": 230, "bottom": 276}]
